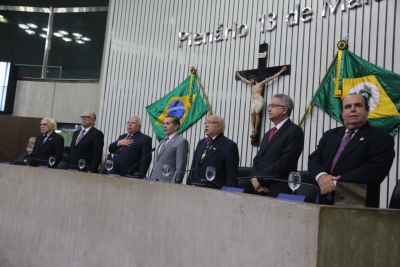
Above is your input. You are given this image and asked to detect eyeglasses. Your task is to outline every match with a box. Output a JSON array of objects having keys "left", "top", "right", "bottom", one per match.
[
  {"left": 80, "top": 116, "right": 93, "bottom": 119},
  {"left": 267, "top": 103, "right": 285, "bottom": 109},
  {"left": 204, "top": 121, "right": 221, "bottom": 125}
]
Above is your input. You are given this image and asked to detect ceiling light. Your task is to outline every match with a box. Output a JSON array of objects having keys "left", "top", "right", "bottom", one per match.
[
  {"left": 42, "top": 28, "right": 48, "bottom": 31},
  {"left": 25, "top": 30, "right": 35, "bottom": 34},
  {"left": 27, "top": 23, "right": 37, "bottom": 28},
  {"left": 39, "top": 33, "right": 47, "bottom": 38},
  {"left": 19, "top": 24, "right": 29, "bottom": 29},
  {"left": 54, "top": 32, "right": 63, "bottom": 37},
  {"left": 62, "top": 37, "right": 72, "bottom": 42},
  {"left": 0, "top": 15, "right": 3, "bottom": 19},
  {"left": 72, "top": 33, "right": 82, "bottom": 37},
  {"left": 59, "top": 30, "right": 68, "bottom": 35},
  {"left": 81, "top": 37, "right": 91, "bottom": 41},
  {"left": 76, "top": 40, "right": 85, "bottom": 44}
]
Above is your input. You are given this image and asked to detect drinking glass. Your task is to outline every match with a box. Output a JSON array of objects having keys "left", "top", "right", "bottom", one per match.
[
  {"left": 105, "top": 160, "right": 113, "bottom": 174},
  {"left": 162, "top": 164, "right": 171, "bottom": 178},
  {"left": 49, "top": 156, "right": 55, "bottom": 167},
  {"left": 288, "top": 172, "right": 301, "bottom": 194},
  {"left": 78, "top": 159, "right": 85, "bottom": 171},
  {"left": 206, "top": 166, "right": 216, "bottom": 181}
]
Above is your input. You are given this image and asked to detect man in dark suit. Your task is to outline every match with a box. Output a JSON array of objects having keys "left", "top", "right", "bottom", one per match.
[
  {"left": 152, "top": 115, "right": 189, "bottom": 183},
  {"left": 246, "top": 94, "right": 304, "bottom": 197},
  {"left": 68, "top": 110, "right": 104, "bottom": 173},
  {"left": 16, "top": 137, "right": 36, "bottom": 164},
  {"left": 109, "top": 116, "right": 152, "bottom": 177},
  {"left": 29, "top": 118, "right": 64, "bottom": 168},
  {"left": 308, "top": 93, "right": 395, "bottom": 205},
  {"left": 188, "top": 115, "right": 239, "bottom": 188}
]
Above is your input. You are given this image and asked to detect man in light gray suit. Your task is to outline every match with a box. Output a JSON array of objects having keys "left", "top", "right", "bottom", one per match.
[{"left": 152, "top": 115, "right": 189, "bottom": 183}]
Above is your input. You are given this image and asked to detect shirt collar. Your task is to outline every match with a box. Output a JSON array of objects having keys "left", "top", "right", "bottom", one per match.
[{"left": 275, "top": 118, "right": 289, "bottom": 131}]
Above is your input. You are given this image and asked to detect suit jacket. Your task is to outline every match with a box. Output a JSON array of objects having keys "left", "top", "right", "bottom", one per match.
[
  {"left": 17, "top": 151, "right": 32, "bottom": 164},
  {"left": 308, "top": 122, "right": 395, "bottom": 205},
  {"left": 30, "top": 132, "right": 64, "bottom": 168},
  {"left": 152, "top": 134, "right": 189, "bottom": 183},
  {"left": 109, "top": 131, "right": 152, "bottom": 176},
  {"left": 188, "top": 134, "right": 239, "bottom": 188},
  {"left": 68, "top": 127, "right": 104, "bottom": 173},
  {"left": 252, "top": 119, "right": 304, "bottom": 197}
]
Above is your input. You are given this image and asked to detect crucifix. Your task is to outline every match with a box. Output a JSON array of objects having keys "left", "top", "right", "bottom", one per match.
[{"left": 235, "top": 42, "right": 290, "bottom": 146}]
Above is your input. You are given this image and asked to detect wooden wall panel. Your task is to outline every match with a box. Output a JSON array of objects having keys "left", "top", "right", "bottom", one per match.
[
  {"left": 0, "top": 115, "right": 42, "bottom": 162},
  {"left": 99, "top": 0, "right": 399, "bottom": 207}
]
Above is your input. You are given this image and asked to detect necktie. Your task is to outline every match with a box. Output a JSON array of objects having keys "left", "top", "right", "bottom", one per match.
[
  {"left": 118, "top": 134, "right": 132, "bottom": 152},
  {"left": 159, "top": 137, "right": 169, "bottom": 153},
  {"left": 75, "top": 129, "right": 86, "bottom": 145},
  {"left": 268, "top": 127, "right": 277, "bottom": 142},
  {"left": 40, "top": 134, "right": 47, "bottom": 147},
  {"left": 330, "top": 130, "right": 354, "bottom": 174}
]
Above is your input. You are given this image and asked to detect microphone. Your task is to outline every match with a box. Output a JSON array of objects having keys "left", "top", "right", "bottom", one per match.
[
  {"left": 26, "top": 158, "right": 52, "bottom": 167},
  {"left": 126, "top": 148, "right": 155, "bottom": 178},
  {"left": 236, "top": 176, "right": 320, "bottom": 204},
  {"left": 0, "top": 145, "right": 13, "bottom": 160}
]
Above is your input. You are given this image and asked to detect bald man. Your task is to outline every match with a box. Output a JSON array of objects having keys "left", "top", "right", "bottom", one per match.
[
  {"left": 188, "top": 115, "right": 239, "bottom": 188},
  {"left": 68, "top": 110, "right": 104, "bottom": 173},
  {"left": 108, "top": 116, "right": 152, "bottom": 177}
]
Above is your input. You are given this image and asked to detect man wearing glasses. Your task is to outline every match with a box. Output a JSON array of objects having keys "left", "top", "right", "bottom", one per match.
[
  {"left": 68, "top": 110, "right": 104, "bottom": 173},
  {"left": 246, "top": 94, "right": 304, "bottom": 197},
  {"left": 188, "top": 114, "right": 239, "bottom": 188}
]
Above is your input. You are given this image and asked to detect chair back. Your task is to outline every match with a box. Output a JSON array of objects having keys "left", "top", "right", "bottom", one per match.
[
  {"left": 297, "top": 171, "right": 319, "bottom": 204},
  {"left": 389, "top": 179, "right": 400, "bottom": 209},
  {"left": 233, "top": 167, "right": 253, "bottom": 188}
]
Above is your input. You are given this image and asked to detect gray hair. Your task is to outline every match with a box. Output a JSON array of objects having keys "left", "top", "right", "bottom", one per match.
[
  {"left": 42, "top": 118, "right": 57, "bottom": 130},
  {"left": 131, "top": 116, "right": 142, "bottom": 126},
  {"left": 273, "top": 94, "right": 294, "bottom": 117}
]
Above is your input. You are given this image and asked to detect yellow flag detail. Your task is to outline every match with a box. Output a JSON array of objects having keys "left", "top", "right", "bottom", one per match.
[
  {"left": 155, "top": 95, "right": 197, "bottom": 125},
  {"left": 342, "top": 75, "right": 400, "bottom": 119},
  {"left": 334, "top": 50, "right": 343, "bottom": 97}
]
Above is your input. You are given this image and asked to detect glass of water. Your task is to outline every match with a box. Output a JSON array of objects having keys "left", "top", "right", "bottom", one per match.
[
  {"left": 162, "top": 164, "right": 171, "bottom": 178},
  {"left": 288, "top": 172, "right": 301, "bottom": 194},
  {"left": 49, "top": 156, "right": 55, "bottom": 167},
  {"left": 78, "top": 159, "right": 85, "bottom": 171},
  {"left": 105, "top": 160, "right": 113, "bottom": 174},
  {"left": 206, "top": 166, "right": 216, "bottom": 181}
]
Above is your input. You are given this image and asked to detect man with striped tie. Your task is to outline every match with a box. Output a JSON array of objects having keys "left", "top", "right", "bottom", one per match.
[
  {"left": 68, "top": 110, "right": 104, "bottom": 173},
  {"left": 308, "top": 93, "right": 395, "bottom": 206}
]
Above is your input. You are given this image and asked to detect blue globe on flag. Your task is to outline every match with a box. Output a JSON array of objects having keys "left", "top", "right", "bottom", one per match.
[{"left": 167, "top": 100, "right": 185, "bottom": 119}]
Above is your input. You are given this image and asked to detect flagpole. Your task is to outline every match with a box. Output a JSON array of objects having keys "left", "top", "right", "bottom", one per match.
[
  {"left": 191, "top": 67, "right": 214, "bottom": 115},
  {"left": 298, "top": 52, "right": 338, "bottom": 127}
]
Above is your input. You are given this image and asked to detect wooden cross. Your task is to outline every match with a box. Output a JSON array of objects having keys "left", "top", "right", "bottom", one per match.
[{"left": 235, "top": 42, "right": 290, "bottom": 146}]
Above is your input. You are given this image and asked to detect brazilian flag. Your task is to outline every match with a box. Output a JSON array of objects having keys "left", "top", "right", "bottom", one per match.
[
  {"left": 146, "top": 73, "right": 209, "bottom": 140},
  {"left": 312, "top": 41, "right": 400, "bottom": 136}
]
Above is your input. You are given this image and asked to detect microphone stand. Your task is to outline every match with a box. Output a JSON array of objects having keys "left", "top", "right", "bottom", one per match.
[
  {"left": 0, "top": 145, "right": 14, "bottom": 161},
  {"left": 257, "top": 176, "right": 320, "bottom": 204},
  {"left": 126, "top": 148, "right": 155, "bottom": 178}
]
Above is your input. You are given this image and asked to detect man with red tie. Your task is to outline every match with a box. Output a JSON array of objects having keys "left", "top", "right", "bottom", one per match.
[
  {"left": 108, "top": 116, "right": 152, "bottom": 177},
  {"left": 308, "top": 93, "right": 395, "bottom": 206},
  {"left": 246, "top": 94, "right": 304, "bottom": 197}
]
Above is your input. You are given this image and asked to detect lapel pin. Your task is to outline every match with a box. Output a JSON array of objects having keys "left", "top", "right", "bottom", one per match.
[
  {"left": 360, "top": 137, "right": 364, "bottom": 141},
  {"left": 213, "top": 147, "right": 216, "bottom": 150}
]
